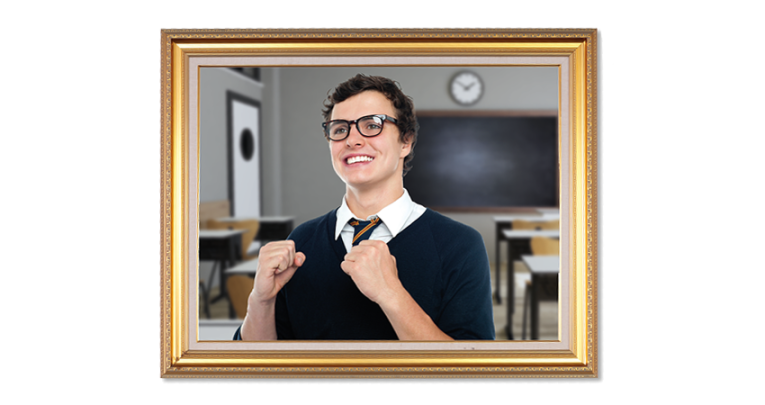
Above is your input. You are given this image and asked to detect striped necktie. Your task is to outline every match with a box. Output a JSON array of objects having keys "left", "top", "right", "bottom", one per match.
[{"left": 349, "top": 217, "right": 382, "bottom": 246}]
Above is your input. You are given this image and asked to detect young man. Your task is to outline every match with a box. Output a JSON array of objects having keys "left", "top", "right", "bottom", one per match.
[{"left": 235, "top": 74, "right": 494, "bottom": 340}]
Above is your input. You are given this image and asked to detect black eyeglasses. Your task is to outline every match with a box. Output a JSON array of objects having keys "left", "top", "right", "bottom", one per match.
[{"left": 322, "top": 114, "right": 398, "bottom": 141}]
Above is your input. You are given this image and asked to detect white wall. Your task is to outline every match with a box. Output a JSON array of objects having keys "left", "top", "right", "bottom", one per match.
[{"left": 3, "top": 1, "right": 763, "bottom": 404}]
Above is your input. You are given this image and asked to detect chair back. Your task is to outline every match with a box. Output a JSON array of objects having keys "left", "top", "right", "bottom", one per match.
[
  {"left": 199, "top": 200, "right": 230, "bottom": 229},
  {"left": 530, "top": 236, "right": 560, "bottom": 255},
  {"left": 226, "top": 275, "right": 254, "bottom": 319},
  {"left": 513, "top": 219, "right": 559, "bottom": 231},
  {"left": 538, "top": 220, "right": 559, "bottom": 230},
  {"left": 207, "top": 219, "right": 261, "bottom": 260}
]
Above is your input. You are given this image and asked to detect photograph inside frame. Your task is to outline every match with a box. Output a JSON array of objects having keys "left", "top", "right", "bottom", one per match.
[{"left": 196, "top": 66, "right": 561, "bottom": 342}]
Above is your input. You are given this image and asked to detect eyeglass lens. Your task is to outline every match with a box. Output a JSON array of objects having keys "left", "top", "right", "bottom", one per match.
[{"left": 327, "top": 115, "right": 385, "bottom": 140}]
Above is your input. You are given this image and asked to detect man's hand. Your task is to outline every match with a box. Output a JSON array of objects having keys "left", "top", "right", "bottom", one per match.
[
  {"left": 240, "top": 240, "right": 304, "bottom": 340},
  {"left": 252, "top": 240, "right": 305, "bottom": 304},
  {"left": 340, "top": 240, "right": 403, "bottom": 306}
]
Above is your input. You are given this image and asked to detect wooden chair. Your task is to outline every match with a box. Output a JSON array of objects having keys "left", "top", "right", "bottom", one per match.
[
  {"left": 207, "top": 219, "right": 261, "bottom": 261},
  {"left": 512, "top": 219, "right": 559, "bottom": 231},
  {"left": 522, "top": 236, "right": 560, "bottom": 339},
  {"left": 202, "top": 218, "right": 259, "bottom": 318},
  {"left": 510, "top": 219, "right": 559, "bottom": 299},
  {"left": 199, "top": 200, "right": 230, "bottom": 229},
  {"left": 530, "top": 236, "right": 560, "bottom": 255},
  {"left": 198, "top": 201, "right": 230, "bottom": 319},
  {"left": 226, "top": 275, "right": 255, "bottom": 319}
]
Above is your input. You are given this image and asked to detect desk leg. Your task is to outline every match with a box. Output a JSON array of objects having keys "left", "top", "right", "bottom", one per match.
[
  {"left": 221, "top": 261, "right": 236, "bottom": 319},
  {"left": 210, "top": 261, "right": 226, "bottom": 303},
  {"left": 504, "top": 239, "right": 533, "bottom": 340},
  {"left": 494, "top": 221, "right": 512, "bottom": 304},
  {"left": 494, "top": 224, "right": 502, "bottom": 304},
  {"left": 505, "top": 240, "right": 514, "bottom": 340},
  {"left": 531, "top": 274, "right": 540, "bottom": 340}
]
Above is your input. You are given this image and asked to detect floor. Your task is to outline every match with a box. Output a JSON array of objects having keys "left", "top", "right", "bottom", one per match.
[{"left": 200, "top": 261, "right": 558, "bottom": 341}]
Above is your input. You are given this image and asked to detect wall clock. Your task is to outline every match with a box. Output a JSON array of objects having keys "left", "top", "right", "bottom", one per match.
[{"left": 449, "top": 71, "right": 484, "bottom": 106}]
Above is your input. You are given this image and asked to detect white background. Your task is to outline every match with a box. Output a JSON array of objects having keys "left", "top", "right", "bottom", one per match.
[{"left": 1, "top": 1, "right": 762, "bottom": 403}]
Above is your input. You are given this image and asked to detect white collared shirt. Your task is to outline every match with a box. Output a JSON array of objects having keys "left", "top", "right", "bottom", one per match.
[{"left": 334, "top": 189, "right": 426, "bottom": 252}]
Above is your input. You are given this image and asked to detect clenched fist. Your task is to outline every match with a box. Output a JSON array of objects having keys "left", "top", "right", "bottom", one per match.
[
  {"left": 251, "top": 240, "right": 305, "bottom": 305},
  {"left": 240, "top": 240, "right": 304, "bottom": 340},
  {"left": 340, "top": 240, "right": 403, "bottom": 305}
]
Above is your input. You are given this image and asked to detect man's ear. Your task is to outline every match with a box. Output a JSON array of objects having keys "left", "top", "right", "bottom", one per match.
[
  {"left": 400, "top": 139, "right": 412, "bottom": 158},
  {"left": 399, "top": 133, "right": 413, "bottom": 157}
]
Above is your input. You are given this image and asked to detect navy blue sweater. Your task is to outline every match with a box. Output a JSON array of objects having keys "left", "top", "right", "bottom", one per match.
[{"left": 235, "top": 208, "right": 494, "bottom": 340}]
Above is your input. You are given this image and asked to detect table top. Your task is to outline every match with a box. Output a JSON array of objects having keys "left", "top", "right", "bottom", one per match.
[
  {"left": 502, "top": 229, "right": 560, "bottom": 238},
  {"left": 215, "top": 216, "right": 295, "bottom": 223},
  {"left": 521, "top": 255, "right": 559, "bottom": 274},
  {"left": 199, "top": 229, "right": 246, "bottom": 238},
  {"left": 536, "top": 208, "right": 560, "bottom": 215},
  {"left": 198, "top": 319, "right": 245, "bottom": 341},
  {"left": 225, "top": 258, "right": 259, "bottom": 274}
]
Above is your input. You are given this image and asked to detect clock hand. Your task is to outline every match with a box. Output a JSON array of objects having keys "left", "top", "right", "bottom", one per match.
[
  {"left": 457, "top": 81, "right": 470, "bottom": 90},
  {"left": 465, "top": 82, "right": 476, "bottom": 90}
]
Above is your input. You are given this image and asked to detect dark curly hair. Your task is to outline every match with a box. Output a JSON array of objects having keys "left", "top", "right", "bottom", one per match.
[{"left": 322, "top": 74, "right": 418, "bottom": 176}]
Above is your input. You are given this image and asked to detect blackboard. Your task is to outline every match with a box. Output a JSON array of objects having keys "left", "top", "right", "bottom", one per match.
[{"left": 404, "top": 114, "right": 558, "bottom": 210}]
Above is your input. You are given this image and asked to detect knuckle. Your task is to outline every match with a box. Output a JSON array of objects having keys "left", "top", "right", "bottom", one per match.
[{"left": 280, "top": 246, "right": 294, "bottom": 258}]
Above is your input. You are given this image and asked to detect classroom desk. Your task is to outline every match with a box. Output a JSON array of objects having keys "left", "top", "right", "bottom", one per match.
[
  {"left": 198, "top": 319, "right": 244, "bottom": 341},
  {"left": 225, "top": 258, "right": 259, "bottom": 275},
  {"left": 502, "top": 229, "right": 559, "bottom": 340},
  {"left": 199, "top": 229, "right": 244, "bottom": 318},
  {"left": 521, "top": 255, "right": 559, "bottom": 340},
  {"left": 493, "top": 215, "right": 560, "bottom": 304},
  {"left": 536, "top": 208, "right": 560, "bottom": 216},
  {"left": 215, "top": 216, "right": 295, "bottom": 243}
]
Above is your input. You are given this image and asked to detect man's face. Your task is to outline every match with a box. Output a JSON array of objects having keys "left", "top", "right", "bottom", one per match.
[{"left": 329, "top": 90, "right": 411, "bottom": 192}]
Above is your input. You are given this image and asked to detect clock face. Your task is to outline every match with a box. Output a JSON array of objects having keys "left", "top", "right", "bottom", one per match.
[{"left": 449, "top": 71, "right": 483, "bottom": 106}]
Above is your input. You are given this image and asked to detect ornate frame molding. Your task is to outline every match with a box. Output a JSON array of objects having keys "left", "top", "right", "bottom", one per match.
[{"left": 160, "top": 28, "right": 598, "bottom": 378}]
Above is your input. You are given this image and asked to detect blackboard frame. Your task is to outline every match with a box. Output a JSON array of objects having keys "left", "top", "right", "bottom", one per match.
[{"left": 408, "top": 110, "right": 559, "bottom": 212}]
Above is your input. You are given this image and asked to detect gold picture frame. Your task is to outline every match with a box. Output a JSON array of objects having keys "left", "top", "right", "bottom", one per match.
[{"left": 160, "top": 28, "right": 598, "bottom": 378}]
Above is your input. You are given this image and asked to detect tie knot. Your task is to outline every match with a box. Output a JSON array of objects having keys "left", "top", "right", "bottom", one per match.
[{"left": 349, "top": 217, "right": 382, "bottom": 246}]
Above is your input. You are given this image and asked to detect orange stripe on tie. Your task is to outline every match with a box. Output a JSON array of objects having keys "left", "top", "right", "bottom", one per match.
[{"left": 351, "top": 217, "right": 380, "bottom": 245}]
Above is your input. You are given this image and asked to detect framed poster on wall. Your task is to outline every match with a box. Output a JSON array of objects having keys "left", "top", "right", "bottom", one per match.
[{"left": 227, "top": 91, "right": 261, "bottom": 218}]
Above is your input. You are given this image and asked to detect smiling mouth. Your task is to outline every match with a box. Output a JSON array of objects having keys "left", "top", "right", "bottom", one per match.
[{"left": 346, "top": 156, "right": 374, "bottom": 164}]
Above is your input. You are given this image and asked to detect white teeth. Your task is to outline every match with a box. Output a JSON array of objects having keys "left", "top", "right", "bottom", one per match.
[{"left": 346, "top": 156, "right": 373, "bottom": 164}]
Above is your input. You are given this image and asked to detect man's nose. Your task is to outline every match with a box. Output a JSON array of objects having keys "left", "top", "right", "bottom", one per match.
[{"left": 346, "top": 124, "right": 366, "bottom": 146}]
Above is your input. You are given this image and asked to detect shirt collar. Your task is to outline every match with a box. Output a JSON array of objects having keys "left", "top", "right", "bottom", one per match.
[{"left": 334, "top": 189, "right": 415, "bottom": 240}]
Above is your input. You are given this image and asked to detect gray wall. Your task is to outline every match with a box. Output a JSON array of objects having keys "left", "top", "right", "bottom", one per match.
[
  {"left": 200, "top": 68, "right": 263, "bottom": 203},
  {"left": 200, "top": 66, "right": 558, "bottom": 264},
  {"left": 200, "top": 68, "right": 285, "bottom": 217}
]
